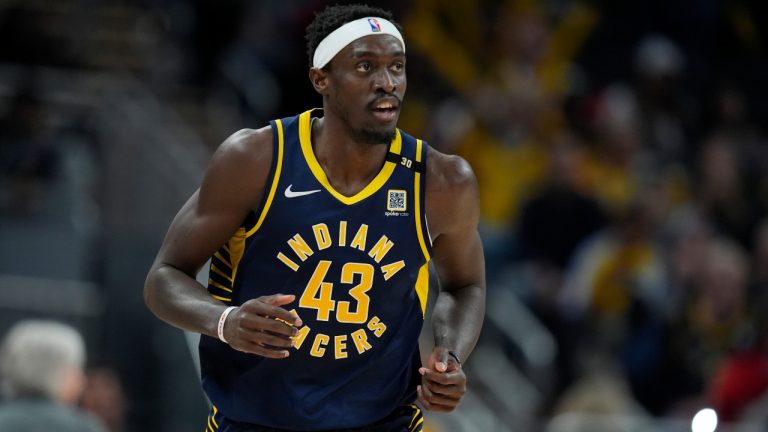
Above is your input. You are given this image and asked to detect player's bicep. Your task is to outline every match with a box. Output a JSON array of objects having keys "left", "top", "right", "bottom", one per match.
[
  {"left": 428, "top": 160, "right": 485, "bottom": 292},
  {"left": 154, "top": 189, "right": 247, "bottom": 276},
  {"left": 431, "top": 225, "right": 485, "bottom": 293},
  {"left": 423, "top": 150, "right": 485, "bottom": 365}
]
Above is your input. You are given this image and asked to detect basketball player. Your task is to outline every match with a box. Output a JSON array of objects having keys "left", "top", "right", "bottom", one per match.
[{"left": 144, "top": 4, "right": 485, "bottom": 431}]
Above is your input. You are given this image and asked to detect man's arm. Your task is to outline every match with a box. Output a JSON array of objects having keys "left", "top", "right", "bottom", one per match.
[
  {"left": 418, "top": 147, "right": 486, "bottom": 412},
  {"left": 144, "top": 127, "right": 301, "bottom": 358}
]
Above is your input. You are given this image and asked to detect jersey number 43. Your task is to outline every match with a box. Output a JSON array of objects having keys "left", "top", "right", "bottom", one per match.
[{"left": 299, "top": 260, "right": 373, "bottom": 324}]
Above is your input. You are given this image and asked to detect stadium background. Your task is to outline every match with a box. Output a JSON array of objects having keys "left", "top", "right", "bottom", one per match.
[{"left": 1, "top": 0, "right": 768, "bottom": 430}]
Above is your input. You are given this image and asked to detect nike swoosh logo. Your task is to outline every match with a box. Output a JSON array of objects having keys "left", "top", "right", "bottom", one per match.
[{"left": 284, "top": 184, "right": 321, "bottom": 198}]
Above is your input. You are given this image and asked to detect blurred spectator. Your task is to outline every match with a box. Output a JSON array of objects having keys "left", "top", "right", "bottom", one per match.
[
  {"left": 516, "top": 129, "right": 608, "bottom": 395},
  {"left": 80, "top": 367, "right": 127, "bottom": 432},
  {"left": 633, "top": 34, "right": 695, "bottom": 165},
  {"left": 665, "top": 238, "right": 753, "bottom": 411},
  {"left": 707, "top": 84, "right": 768, "bottom": 220},
  {"left": 518, "top": 129, "right": 607, "bottom": 270},
  {"left": 581, "top": 83, "right": 645, "bottom": 218},
  {"left": 702, "top": 220, "right": 768, "bottom": 422},
  {"left": 561, "top": 187, "right": 668, "bottom": 322},
  {"left": 546, "top": 352, "right": 652, "bottom": 432},
  {"left": 0, "top": 320, "right": 104, "bottom": 432},
  {"left": 708, "top": 347, "right": 768, "bottom": 423},
  {"left": 405, "top": 1, "right": 595, "bottom": 231},
  {"left": 560, "top": 187, "right": 670, "bottom": 412},
  {"left": 661, "top": 206, "right": 713, "bottom": 318},
  {"left": 695, "top": 133, "right": 759, "bottom": 248}
]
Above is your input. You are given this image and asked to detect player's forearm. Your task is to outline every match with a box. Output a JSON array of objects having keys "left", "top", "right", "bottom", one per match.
[
  {"left": 144, "top": 263, "right": 226, "bottom": 338},
  {"left": 431, "top": 283, "right": 485, "bottom": 363}
]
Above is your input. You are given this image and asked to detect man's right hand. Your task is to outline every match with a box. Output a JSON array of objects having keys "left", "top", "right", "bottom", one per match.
[{"left": 222, "top": 294, "right": 303, "bottom": 358}]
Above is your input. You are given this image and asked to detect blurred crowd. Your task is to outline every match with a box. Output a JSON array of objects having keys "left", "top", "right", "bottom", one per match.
[
  {"left": 2, "top": 0, "right": 768, "bottom": 430},
  {"left": 405, "top": 0, "right": 768, "bottom": 429},
  {"left": 407, "top": 0, "right": 768, "bottom": 428}
]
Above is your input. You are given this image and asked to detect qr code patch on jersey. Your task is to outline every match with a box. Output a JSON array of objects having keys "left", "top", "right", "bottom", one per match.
[{"left": 387, "top": 189, "right": 407, "bottom": 212}]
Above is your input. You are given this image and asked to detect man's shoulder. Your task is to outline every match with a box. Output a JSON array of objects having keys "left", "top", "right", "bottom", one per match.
[
  {"left": 218, "top": 126, "right": 273, "bottom": 157},
  {"left": 423, "top": 146, "right": 479, "bottom": 237},
  {"left": 209, "top": 126, "right": 275, "bottom": 175},
  {"left": 425, "top": 146, "right": 477, "bottom": 194}
]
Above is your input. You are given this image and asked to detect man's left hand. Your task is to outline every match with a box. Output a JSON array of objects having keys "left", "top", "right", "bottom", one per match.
[{"left": 417, "top": 346, "right": 466, "bottom": 412}]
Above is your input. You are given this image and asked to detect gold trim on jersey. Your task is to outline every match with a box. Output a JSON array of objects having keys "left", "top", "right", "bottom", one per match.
[
  {"left": 246, "top": 118, "right": 285, "bottom": 237},
  {"left": 208, "top": 279, "right": 232, "bottom": 293},
  {"left": 210, "top": 264, "right": 233, "bottom": 282},
  {"left": 211, "top": 294, "right": 231, "bottom": 302},
  {"left": 213, "top": 251, "right": 231, "bottom": 268},
  {"left": 413, "top": 139, "right": 430, "bottom": 317},
  {"left": 228, "top": 227, "right": 247, "bottom": 286},
  {"left": 206, "top": 405, "right": 220, "bottom": 432},
  {"left": 408, "top": 404, "right": 424, "bottom": 431},
  {"left": 298, "top": 110, "right": 403, "bottom": 205},
  {"left": 415, "top": 263, "right": 429, "bottom": 317},
  {"left": 414, "top": 139, "right": 431, "bottom": 262},
  {"left": 208, "top": 227, "right": 247, "bottom": 304}
]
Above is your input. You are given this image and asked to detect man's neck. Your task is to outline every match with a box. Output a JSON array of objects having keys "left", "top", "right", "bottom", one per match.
[{"left": 311, "top": 115, "right": 391, "bottom": 197}]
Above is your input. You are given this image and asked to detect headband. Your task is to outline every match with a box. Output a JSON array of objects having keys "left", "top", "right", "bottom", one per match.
[{"left": 312, "top": 17, "right": 405, "bottom": 69}]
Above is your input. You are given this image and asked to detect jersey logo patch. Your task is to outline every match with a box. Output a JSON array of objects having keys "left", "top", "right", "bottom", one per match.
[
  {"left": 386, "top": 189, "right": 407, "bottom": 212},
  {"left": 285, "top": 184, "right": 321, "bottom": 198}
]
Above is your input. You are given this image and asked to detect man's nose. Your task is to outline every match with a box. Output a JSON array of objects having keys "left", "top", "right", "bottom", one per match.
[{"left": 373, "top": 69, "right": 397, "bottom": 93}]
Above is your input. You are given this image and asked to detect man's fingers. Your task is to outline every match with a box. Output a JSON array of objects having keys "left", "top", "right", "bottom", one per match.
[
  {"left": 242, "top": 296, "right": 303, "bottom": 327},
  {"left": 428, "top": 347, "right": 451, "bottom": 373},
  {"left": 421, "top": 376, "right": 463, "bottom": 400},
  {"left": 417, "top": 385, "right": 457, "bottom": 413},
  {"left": 418, "top": 367, "right": 467, "bottom": 402},
  {"left": 263, "top": 296, "right": 303, "bottom": 326},
  {"left": 232, "top": 341, "right": 290, "bottom": 359},
  {"left": 444, "top": 359, "right": 461, "bottom": 373},
  {"left": 220, "top": 295, "right": 304, "bottom": 359},
  {"left": 419, "top": 383, "right": 454, "bottom": 404},
  {"left": 239, "top": 315, "right": 297, "bottom": 338},
  {"left": 416, "top": 385, "right": 433, "bottom": 411},
  {"left": 261, "top": 294, "right": 296, "bottom": 306},
  {"left": 252, "top": 331, "right": 295, "bottom": 349},
  {"left": 421, "top": 389, "right": 460, "bottom": 406},
  {"left": 420, "top": 368, "right": 465, "bottom": 387}
]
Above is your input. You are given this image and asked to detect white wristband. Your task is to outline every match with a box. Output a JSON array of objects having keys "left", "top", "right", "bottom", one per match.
[{"left": 217, "top": 306, "right": 238, "bottom": 344}]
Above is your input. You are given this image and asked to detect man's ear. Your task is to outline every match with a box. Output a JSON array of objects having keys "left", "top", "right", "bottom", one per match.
[{"left": 309, "top": 67, "right": 330, "bottom": 95}]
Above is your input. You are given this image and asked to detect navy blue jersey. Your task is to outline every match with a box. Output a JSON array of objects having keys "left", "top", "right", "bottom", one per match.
[{"left": 199, "top": 109, "right": 433, "bottom": 430}]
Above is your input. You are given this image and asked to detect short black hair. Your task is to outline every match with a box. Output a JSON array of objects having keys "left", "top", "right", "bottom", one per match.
[{"left": 305, "top": 4, "right": 401, "bottom": 68}]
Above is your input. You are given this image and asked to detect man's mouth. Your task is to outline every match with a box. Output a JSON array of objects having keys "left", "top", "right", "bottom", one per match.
[{"left": 369, "top": 98, "right": 400, "bottom": 121}]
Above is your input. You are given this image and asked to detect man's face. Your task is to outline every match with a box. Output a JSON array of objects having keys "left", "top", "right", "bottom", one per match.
[{"left": 323, "top": 34, "right": 406, "bottom": 145}]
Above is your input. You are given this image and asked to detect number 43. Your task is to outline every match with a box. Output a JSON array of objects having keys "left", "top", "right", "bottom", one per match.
[{"left": 299, "top": 260, "right": 374, "bottom": 324}]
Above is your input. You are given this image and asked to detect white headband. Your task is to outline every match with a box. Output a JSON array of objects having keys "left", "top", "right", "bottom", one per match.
[{"left": 312, "top": 17, "right": 405, "bottom": 69}]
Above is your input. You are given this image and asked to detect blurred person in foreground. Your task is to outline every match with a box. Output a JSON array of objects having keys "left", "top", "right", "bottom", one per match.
[
  {"left": 80, "top": 367, "right": 127, "bottom": 432},
  {"left": 0, "top": 320, "right": 104, "bottom": 432},
  {"left": 144, "top": 4, "right": 485, "bottom": 431}
]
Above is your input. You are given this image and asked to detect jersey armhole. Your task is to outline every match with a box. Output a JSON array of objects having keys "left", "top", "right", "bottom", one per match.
[
  {"left": 243, "top": 119, "right": 285, "bottom": 238},
  {"left": 414, "top": 139, "right": 432, "bottom": 263}
]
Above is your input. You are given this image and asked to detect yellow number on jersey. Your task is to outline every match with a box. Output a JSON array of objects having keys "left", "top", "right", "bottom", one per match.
[
  {"left": 299, "top": 260, "right": 335, "bottom": 321},
  {"left": 298, "top": 261, "right": 375, "bottom": 323},
  {"left": 336, "top": 263, "right": 374, "bottom": 324}
]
